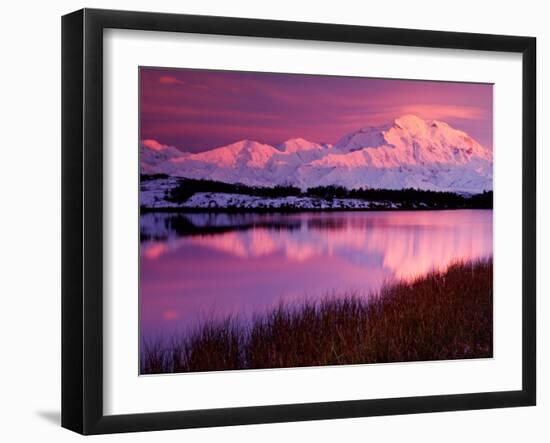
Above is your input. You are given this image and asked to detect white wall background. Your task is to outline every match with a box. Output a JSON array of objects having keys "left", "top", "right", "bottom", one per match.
[{"left": 0, "top": 0, "right": 546, "bottom": 441}]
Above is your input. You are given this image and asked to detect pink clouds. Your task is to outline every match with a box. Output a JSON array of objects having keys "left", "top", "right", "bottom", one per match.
[
  {"left": 140, "top": 68, "right": 493, "bottom": 152},
  {"left": 398, "top": 104, "right": 487, "bottom": 121},
  {"left": 158, "top": 75, "right": 183, "bottom": 85}
]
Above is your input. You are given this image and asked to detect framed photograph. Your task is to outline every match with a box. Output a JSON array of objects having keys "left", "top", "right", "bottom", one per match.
[{"left": 62, "top": 8, "right": 536, "bottom": 435}]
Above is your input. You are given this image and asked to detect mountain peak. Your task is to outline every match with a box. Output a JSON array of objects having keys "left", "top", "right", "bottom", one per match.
[
  {"left": 141, "top": 116, "right": 493, "bottom": 193},
  {"left": 142, "top": 139, "right": 173, "bottom": 152},
  {"left": 224, "top": 139, "right": 269, "bottom": 150},
  {"left": 277, "top": 138, "right": 324, "bottom": 153},
  {"left": 282, "top": 137, "right": 310, "bottom": 144},
  {"left": 393, "top": 114, "right": 426, "bottom": 129},
  {"left": 140, "top": 139, "right": 186, "bottom": 174}
]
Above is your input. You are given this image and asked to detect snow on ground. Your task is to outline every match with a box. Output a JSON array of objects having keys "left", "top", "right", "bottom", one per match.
[
  {"left": 182, "top": 193, "right": 379, "bottom": 210},
  {"left": 140, "top": 176, "right": 182, "bottom": 209},
  {"left": 139, "top": 178, "right": 398, "bottom": 210}
]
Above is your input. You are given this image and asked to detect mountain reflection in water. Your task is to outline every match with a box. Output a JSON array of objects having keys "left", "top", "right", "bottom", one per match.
[{"left": 140, "top": 210, "right": 492, "bottom": 336}]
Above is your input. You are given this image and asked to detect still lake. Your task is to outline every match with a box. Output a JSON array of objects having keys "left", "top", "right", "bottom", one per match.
[{"left": 140, "top": 210, "right": 492, "bottom": 338}]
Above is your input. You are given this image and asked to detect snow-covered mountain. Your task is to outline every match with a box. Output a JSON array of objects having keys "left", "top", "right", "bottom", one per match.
[
  {"left": 141, "top": 115, "right": 493, "bottom": 193},
  {"left": 140, "top": 139, "right": 188, "bottom": 174}
]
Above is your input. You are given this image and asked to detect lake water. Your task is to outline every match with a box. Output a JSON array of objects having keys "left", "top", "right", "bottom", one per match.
[{"left": 140, "top": 210, "right": 492, "bottom": 338}]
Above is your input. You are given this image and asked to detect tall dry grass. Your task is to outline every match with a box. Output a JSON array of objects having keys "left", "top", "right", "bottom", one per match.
[{"left": 141, "top": 259, "right": 492, "bottom": 374}]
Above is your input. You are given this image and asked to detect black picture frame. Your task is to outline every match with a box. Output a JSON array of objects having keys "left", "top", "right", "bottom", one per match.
[{"left": 62, "top": 8, "right": 536, "bottom": 435}]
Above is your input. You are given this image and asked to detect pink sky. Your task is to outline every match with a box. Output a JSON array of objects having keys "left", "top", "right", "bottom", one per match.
[{"left": 140, "top": 67, "right": 493, "bottom": 153}]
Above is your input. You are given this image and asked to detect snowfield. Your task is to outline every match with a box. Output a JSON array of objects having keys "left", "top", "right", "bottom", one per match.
[
  {"left": 140, "top": 115, "right": 493, "bottom": 194},
  {"left": 140, "top": 178, "right": 391, "bottom": 210},
  {"left": 181, "top": 193, "right": 385, "bottom": 210}
]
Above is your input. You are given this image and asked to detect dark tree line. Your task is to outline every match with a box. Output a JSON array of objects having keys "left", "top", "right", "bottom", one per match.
[
  {"left": 164, "top": 178, "right": 302, "bottom": 202},
  {"left": 140, "top": 175, "right": 493, "bottom": 209},
  {"left": 307, "top": 185, "right": 492, "bottom": 209},
  {"left": 140, "top": 173, "right": 170, "bottom": 182}
]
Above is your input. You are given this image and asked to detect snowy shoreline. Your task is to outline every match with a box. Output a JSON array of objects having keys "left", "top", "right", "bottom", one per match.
[
  {"left": 141, "top": 177, "right": 401, "bottom": 210},
  {"left": 140, "top": 177, "right": 490, "bottom": 212},
  {"left": 142, "top": 192, "right": 400, "bottom": 211}
]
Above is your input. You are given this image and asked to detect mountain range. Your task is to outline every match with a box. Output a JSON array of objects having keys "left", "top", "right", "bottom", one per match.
[{"left": 140, "top": 114, "right": 493, "bottom": 193}]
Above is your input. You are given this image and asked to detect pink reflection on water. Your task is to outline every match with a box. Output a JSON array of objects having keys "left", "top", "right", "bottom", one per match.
[
  {"left": 162, "top": 309, "right": 180, "bottom": 320},
  {"left": 143, "top": 242, "right": 168, "bottom": 260},
  {"left": 140, "top": 210, "right": 492, "bottom": 336}
]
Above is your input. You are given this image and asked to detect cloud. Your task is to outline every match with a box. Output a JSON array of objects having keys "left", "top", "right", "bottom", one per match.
[
  {"left": 398, "top": 104, "right": 486, "bottom": 121},
  {"left": 158, "top": 75, "right": 185, "bottom": 85},
  {"left": 157, "top": 75, "right": 209, "bottom": 89},
  {"left": 141, "top": 68, "right": 492, "bottom": 152}
]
